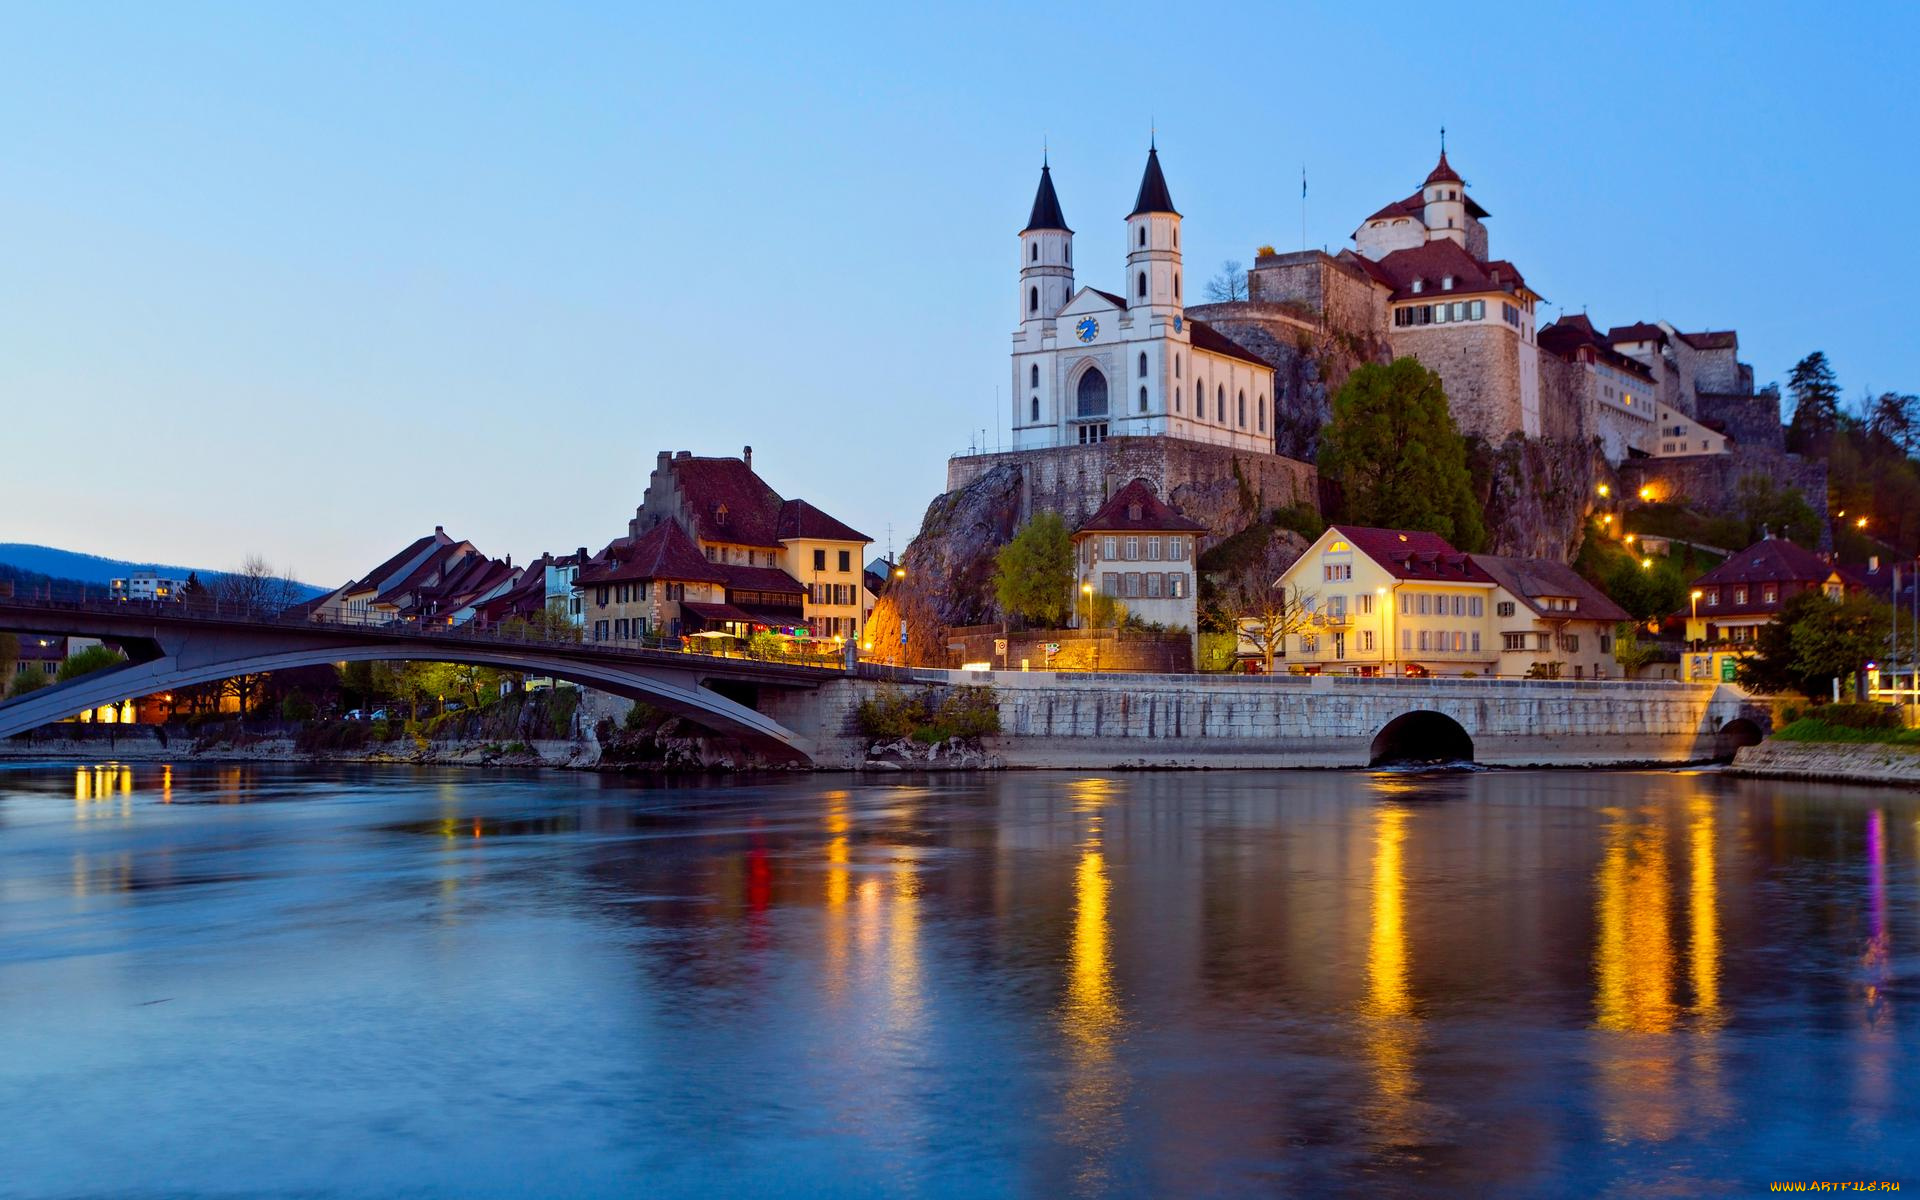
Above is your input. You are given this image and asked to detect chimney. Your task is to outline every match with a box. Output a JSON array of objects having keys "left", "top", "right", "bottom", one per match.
[
  {"left": 743, "top": 444, "right": 753, "bottom": 470},
  {"left": 577, "top": 546, "right": 589, "bottom": 563},
  {"left": 435, "top": 525, "right": 445, "bottom": 536},
  {"left": 656, "top": 450, "right": 672, "bottom": 471},
  {"left": 676, "top": 450, "right": 691, "bottom": 459},
  {"left": 504, "top": 554, "right": 511, "bottom": 569}
]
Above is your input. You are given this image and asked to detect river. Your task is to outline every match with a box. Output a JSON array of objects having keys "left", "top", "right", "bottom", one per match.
[{"left": 0, "top": 762, "right": 1913, "bottom": 1197}]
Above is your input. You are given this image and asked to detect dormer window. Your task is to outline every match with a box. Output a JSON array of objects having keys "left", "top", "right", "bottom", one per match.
[
  {"left": 1442, "top": 275, "right": 1454, "bottom": 290},
  {"left": 1127, "top": 503, "right": 1142, "bottom": 521},
  {"left": 714, "top": 503, "right": 729, "bottom": 526},
  {"left": 1411, "top": 279, "right": 1423, "bottom": 294}
]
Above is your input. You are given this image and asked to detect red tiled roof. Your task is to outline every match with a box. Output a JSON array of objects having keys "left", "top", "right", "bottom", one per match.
[
  {"left": 1187, "top": 318, "right": 1271, "bottom": 368},
  {"left": 718, "top": 564, "right": 805, "bottom": 595},
  {"left": 1692, "top": 537, "right": 1834, "bottom": 589},
  {"left": 1606, "top": 322, "right": 1666, "bottom": 345},
  {"left": 1678, "top": 330, "right": 1737, "bottom": 351},
  {"left": 1538, "top": 316, "right": 1656, "bottom": 381},
  {"left": 1331, "top": 525, "right": 1493, "bottom": 583},
  {"left": 1358, "top": 186, "right": 1489, "bottom": 231},
  {"left": 1471, "top": 555, "right": 1631, "bottom": 624},
  {"left": 1366, "top": 239, "right": 1531, "bottom": 303},
  {"left": 343, "top": 533, "right": 446, "bottom": 595},
  {"left": 776, "top": 498, "right": 870, "bottom": 544},
  {"left": 1075, "top": 478, "right": 1207, "bottom": 535},
  {"left": 681, "top": 601, "right": 753, "bottom": 623},
  {"left": 578, "top": 520, "right": 724, "bottom": 586},
  {"left": 376, "top": 542, "right": 477, "bottom": 605},
  {"left": 1425, "top": 151, "right": 1461, "bottom": 185},
  {"left": 670, "top": 456, "right": 788, "bottom": 548}
]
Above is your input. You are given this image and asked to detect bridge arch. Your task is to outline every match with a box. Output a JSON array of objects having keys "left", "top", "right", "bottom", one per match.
[
  {"left": 0, "top": 642, "right": 814, "bottom": 761},
  {"left": 1369, "top": 710, "right": 1474, "bottom": 767},
  {"left": 1714, "top": 716, "right": 1764, "bottom": 759}
]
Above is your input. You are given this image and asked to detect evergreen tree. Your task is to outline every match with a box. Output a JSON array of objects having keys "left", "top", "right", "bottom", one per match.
[
  {"left": 1317, "top": 359, "right": 1487, "bottom": 550},
  {"left": 1785, "top": 351, "right": 1842, "bottom": 455},
  {"left": 992, "top": 512, "right": 1075, "bottom": 627}
]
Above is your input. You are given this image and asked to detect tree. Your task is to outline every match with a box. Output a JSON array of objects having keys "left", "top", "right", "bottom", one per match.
[
  {"left": 1611, "top": 621, "right": 1660, "bottom": 677},
  {"left": 993, "top": 512, "right": 1075, "bottom": 627},
  {"left": 0, "top": 633, "right": 16, "bottom": 686},
  {"left": 1222, "top": 534, "right": 1315, "bottom": 675},
  {"left": 501, "top": 607, "right": 583, "bottom": 643},
  {"left": 1318, "top": 359, "right": 1487, "bottom": 550},
  {"left": 1864, "top": 391, "right": 1918, "bottom": 457},
  {"left": 1738, "top": 590, "right": 1881, "bottom": 698},
  {"left": 7, "top": 670, "right": 49, "bottom": 700},
  {"left": 57, "top": 644, "right": 126, "bottom": 683},
  {"left": 1205, "top": 261, "right": 1247, "bottom": 302},
  {"left": 218, "top": 555, "right": 301, "bottom": 616},
  {"left": 1790, "top": 593, "right": 1889, "bottom": 700},
  {"left": 1734, "top": 474, "right": 1820, "bottom": 546},
  {"left": 1785, "top": 351, "right": 1842, "bottom": 456}
]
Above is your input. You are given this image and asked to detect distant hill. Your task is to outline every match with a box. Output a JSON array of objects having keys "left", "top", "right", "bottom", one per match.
[{"left": 0, "top": 545, "right": 327, "bottom": 601}]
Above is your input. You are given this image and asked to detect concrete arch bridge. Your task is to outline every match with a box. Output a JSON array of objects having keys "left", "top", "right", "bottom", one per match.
[{"left": 0, "top": 599, "right": 838, "bottom": 762}]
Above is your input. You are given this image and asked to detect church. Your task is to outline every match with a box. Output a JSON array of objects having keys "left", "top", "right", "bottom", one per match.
[{"left": 1010, "top": 147, "right": 1278, "bottom": 455}]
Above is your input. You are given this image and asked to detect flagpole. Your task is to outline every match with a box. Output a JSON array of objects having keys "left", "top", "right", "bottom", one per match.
[{"left": 1300, "top": 165, "right": 1307, "bottom": 252}]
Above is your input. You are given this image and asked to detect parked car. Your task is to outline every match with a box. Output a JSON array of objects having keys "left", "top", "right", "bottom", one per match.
[{"left": 444, "top": 702, "right": 465, "bottom": 713}]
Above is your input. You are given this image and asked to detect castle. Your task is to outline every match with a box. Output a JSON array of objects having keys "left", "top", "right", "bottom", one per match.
[{"left": 1008, "top": 142, "right": 1783, "bottom": 470}]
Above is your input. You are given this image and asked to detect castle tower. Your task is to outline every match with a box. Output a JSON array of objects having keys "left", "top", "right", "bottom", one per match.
[
  {"left": 1019, "top": 159, "right": 1073, "bottom": 324},
  {"left": 1125, "top": 144, "right": 1182, "bottom": 321},
  {"left": 1421, "top": 148, "right": 1468, "bottom": 249}
]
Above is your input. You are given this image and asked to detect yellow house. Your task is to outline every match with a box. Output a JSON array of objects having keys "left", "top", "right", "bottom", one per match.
[{"left": 1267, "top": 525, "right": 1630, "bottom": 678}]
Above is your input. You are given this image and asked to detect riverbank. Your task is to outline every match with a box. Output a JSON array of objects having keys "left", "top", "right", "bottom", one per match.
[{"left": 1729, "top": 739, "right": 1920, "bottom": 788}]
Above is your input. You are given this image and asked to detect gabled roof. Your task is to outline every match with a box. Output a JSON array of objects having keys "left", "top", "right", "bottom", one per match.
[
  {"left": 1366, "top": 238, "right": 1529, "bottom": 302},
  {"left": 1606, "top": 322, "right": 1667, "bottom": 345},
  {"left": 1678, "top": 330, "right": 1738, "bottom": 351},
  {"left": 1086, "top": 287, "right": 1129, "bottom": 310},
  {"left": 1538, "top": 315, "right": 1656, "bottom": 381},
  {"left": 1187, "top": 318, "right": 1272, "bottom": 368},
  {"left": 1359, "top": 187, "right": 1489, "bottom": 231},
  {"left": 342, "top": 532, "right": 449, "bottom": 596},
  {"left": 376, "top": 542, "right": 477, "bottom": 605},
  {"left": 1022, "top": 163, "right": 1071, "bottom": 234},
  {"left": 1075, "top": 478, "right": 1207, "bottom": 535},
  {"left": 1471, "top": 555, "right": 1630, "bottom": 623},
  {"left": 1129, "top": 146, "right": 1179, "bottom": 216},
  {"left": 1329, "top": 525, "right": 1493, "bottom": 583},
  {"left": 1692, "top": 537, "right": 1835, "bottom": 589},
  {"left": 578, "top": 520, "right": 725, "bottom": 587},
  {"left": 777, "top": 498, "right": 870, "bottom": 544},
  {"left": 670, "top": 456, "right": 788, "bottom": 548}
]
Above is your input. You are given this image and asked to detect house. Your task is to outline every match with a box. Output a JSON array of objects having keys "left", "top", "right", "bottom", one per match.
[
  {"left": 575, "top": 518, "right": 810, "bottom": 646},
  {"left": 623, "top": 447, "right": 871, "bottom": 643},
  {"left": 1269, "top": 525, "right": 1631, "bottom": 678},
  {"left": 1681, "top": 534, "right": 1845, "bottom": 649},
  {"left": 306, "top": 527, "right": 519, "bottom": 626},
  {"left": 110, "top": 571, "right": 188, "bottom": 602},
  {"left": 1071, "top": 478, "right": 1203, "bottom": 645}
]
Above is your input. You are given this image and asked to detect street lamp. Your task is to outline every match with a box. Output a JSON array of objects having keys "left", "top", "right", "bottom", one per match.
[
  {"left": 1690, "top": 589, "right": 1703, "bottom": 651},
  {"left": 1856, "top": 516, "right": 1869, "bottom": 529},
  {"left": 1376, "top": 586, "right": 1389, "bottom": 677},
  {"left": 1638, "top": 485, "right": 1654, "bottom": 501},
  {"left": 1597, "top": 483, "right": 1611, "bottom": 498},
  {"left": 1081, "top": 581, "right": 1093, "bottom": 629},
  {"left": 1640, "top": 557, "right": 1653, "bottom": 570}
]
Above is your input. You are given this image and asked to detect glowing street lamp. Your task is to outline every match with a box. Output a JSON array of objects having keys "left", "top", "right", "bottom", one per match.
[
  {"left": 1638, "top": 485, "right": 1655, "bottom": 502},
  {"left": 1597, "top": 483, "right": 1611, "bottom": 498},
  {"left": 1640, "top": 557, "right": 1653, "bottom": 570},
  {"left": 1081, "top": 581, "right": 1094, "bottom": 629},
  {"left": 1690, "top": 589, "right": 1703, "bottom": 651},
  {"left": 1856, "top": 516, "right": 1869, "bottom": 529}
]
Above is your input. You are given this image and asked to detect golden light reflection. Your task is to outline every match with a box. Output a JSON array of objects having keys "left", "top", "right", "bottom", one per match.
[
  {"left": 1687, "top": 797, "right": 1721, "bottom": 1024},
  {"left": 73, "top": 764, "right": 134, "bottom": 819},
  {"left": 1057, "top": 777, "right": 1126, "bottom": 1197},
  {"left": 821, "top": 791, "right": 852, "bottom": 1004},
  {"left": 1594, "top": 808, "right": 1681, "bottom": 1143},
  {"left": 1359, "top": 805, "right": 1420, "bottom": 1141},
  {"left": 889, "top": 858, "right": 922, "bottom": 1024}
]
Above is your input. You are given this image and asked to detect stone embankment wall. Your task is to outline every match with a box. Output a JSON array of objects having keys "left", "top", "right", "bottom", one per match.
[
  {"left": 1729, "top": 740, "right": 1920, "bottom": 788},
  {"left": 0, "top": 725, "right": 594, "bottom": 768},
  {"left": 944, "top": 625, "right": 1192, "bottom": 673},
  {"left": 762, "top": 672, "right": 1757, "bottom": 771}
]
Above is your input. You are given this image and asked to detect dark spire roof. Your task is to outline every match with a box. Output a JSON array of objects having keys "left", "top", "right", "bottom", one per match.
[
  {"left": 1424, "top": 149, "right": 1462, "bottom": 186},
  {"left": 1130, "top": 146, "right": 1179, "bottom": 217},
  {"left": 1022, "top": 163, "right": 1070, "bottom": 233}
]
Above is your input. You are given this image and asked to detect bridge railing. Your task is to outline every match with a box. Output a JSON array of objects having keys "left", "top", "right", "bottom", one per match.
[{"left": 0, "top": 589, "right": 850, "bottom": 673}]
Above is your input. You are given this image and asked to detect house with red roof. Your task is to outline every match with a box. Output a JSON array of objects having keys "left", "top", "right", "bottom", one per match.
[
  {"left": 1268, "top": 524, "right": 1633, "bottom": 678},
  {"left": 617, "top": 447, "right": 870, "bottom": 645},
  {"left": 305, "top": 526, "right": 523, "bottom": 628},
  {"left": 1072, "top": 479, "right": 1205, "bottom": 653}
]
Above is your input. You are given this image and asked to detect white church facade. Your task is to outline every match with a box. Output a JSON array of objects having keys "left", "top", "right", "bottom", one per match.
[{"left": 1010, "top": 148, "right": 1277, "bottom": 455}]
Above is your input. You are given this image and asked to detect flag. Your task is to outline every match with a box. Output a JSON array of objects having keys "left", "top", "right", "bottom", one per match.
[{"left": 1302, "top": 167, "right": 1307, "bottom": 199}]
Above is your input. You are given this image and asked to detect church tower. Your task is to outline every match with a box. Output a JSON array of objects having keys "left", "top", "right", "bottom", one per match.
[
  {"left": 1421, "top": 148, "right": 1468, "bottom": 249},
  {"left": 1125, "top": 144, "right": 1182, "bottom": 322},
  {"left": 1019, "top": 159, "right": 1073, "bottom": 325}
]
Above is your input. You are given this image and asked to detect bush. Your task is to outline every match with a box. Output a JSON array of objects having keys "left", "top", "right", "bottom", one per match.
[
  {"left": 1802, "top": 703, "right": 1905, "bottom": 731},
  {"left": 369, "top": 719, "right": 392, "bottom": 742},
  {"left": 58, "top": 645, "right": 126, "bottom": 683},
  {"left": 935, "top": 686, "right": 1001, "bottom": 739},
  {"left": 6, "top": 671, "right": 50, "bottom": 699},
  {"left": 279, "top": 691, "right": 316, "bottom": 722},
  {"left": 855, "top": 686, "right": 934, "bottom": 740},
  {"left": 1774, "top": 719, "right": 1920, "bottom": 746},
  {"left": 1271, "top": 502, "right": 1326, "bottom": 542},
  {"left": 1197, "top": 633, "right": 1238, "bottom": 673}
]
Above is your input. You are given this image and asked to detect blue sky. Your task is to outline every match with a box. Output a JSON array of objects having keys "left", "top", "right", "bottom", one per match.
[{"left": 3, "top": 2, "right": 1913, "bottom": 584}]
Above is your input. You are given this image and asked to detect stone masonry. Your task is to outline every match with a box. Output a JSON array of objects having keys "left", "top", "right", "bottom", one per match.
[{"left": 1386, "top": 323, "right": 1524, "bottom": 442}]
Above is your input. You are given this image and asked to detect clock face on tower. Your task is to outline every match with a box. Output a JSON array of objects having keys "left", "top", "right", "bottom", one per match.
[
  {"left": 1174, "top": 315, "right": 1184, "bottom": 333},
  {"left": 1076, "top": 317, "right": 1099, "bottom": 343}
]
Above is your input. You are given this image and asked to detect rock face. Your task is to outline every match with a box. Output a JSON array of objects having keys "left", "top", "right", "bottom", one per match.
[
  {"left": 863, "top": 463, "right": 1025, "bottom": 666},
  {"left": 1475, "top": 434, "right": 1605, "bottom": 562}
]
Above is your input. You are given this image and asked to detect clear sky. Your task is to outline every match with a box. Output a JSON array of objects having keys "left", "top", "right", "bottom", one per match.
[{"left": 3, "top": 2, "right": 1914, "bottom": 585}]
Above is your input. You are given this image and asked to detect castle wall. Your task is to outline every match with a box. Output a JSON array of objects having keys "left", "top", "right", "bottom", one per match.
[
  {"left": 1536, "top": 354, "right": 1592, "bottom": 446},
  {"left": 946, "top": 437, "right": 1317, "bottom": 542},
  {"left": 1698, "top": 391, "right": 1784, "bottom": 451},
  {"left": 1243, "top": 251, "right": 1386, "bottom": 337},
  {"left": 1692, "top": 346, "right": 1743, "bottom": 394},
  {"left": 1386, "top": 323, "right": 1523, "bottom": 442},
  {"left": 1619, "top": 451, "right": 1830, "bottom": 548}
]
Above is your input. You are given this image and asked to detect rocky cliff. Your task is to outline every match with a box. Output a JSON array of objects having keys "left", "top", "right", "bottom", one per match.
[
  {"left": 1474, "top": 434, "right": 1608, "bottom": 562},
  {"left": 862, "top": 463, "right": 1026, "bottom": 666}
]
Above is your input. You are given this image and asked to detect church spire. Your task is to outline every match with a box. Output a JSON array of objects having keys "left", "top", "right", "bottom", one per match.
[
  {"left": 1023, "top": 161, "right": 1070, "bottom": 233},
  {"left": 1129, "top": 144, "right": 1179, "bottom": 217}
]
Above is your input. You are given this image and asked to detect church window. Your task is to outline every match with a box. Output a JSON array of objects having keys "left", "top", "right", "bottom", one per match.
[
  {"left": 1237, "top": 391, "right": 1246, "bottom": 427},
  {"left": 1065, "top": 244, "right": 1070, "bottom": 264},
  {"left": 1137, "top": 271, "right": 1147, "bottom": 299},
  {"left": 1076, "top": 367, "right": 1109, "bottom": 418},
  {"left": 1216, "top": 385, "right": 1225, "bottom": 422},
  {"left": 1030, "top": 396, "right": 1039, "bottom": 422},
  {"left": 1139, "top": 386, "right": 1148, "bottom": 413},
  {"left": 1173, "top": 228, "right": 1178, "bottom": 248},
  {"left": 1174, "top": 355, "right": 1181, "bottom": 378},
  {"left": 1258, "top": 396, "right": 1266, "bottom": 432},
  {"left": 1174, "top": 386, "right": 1181, "bottom": 413},
  {"left": 1174, "top": 273, "right": 1180, "bottom": 298},
  {"left": 1029, "top": 286, "right": 1039, "bottom": 314},
  {"left": 1031, "top": 243, "right": 1038, "bottom": 262},
  {"left": 1139, "top": 352, "right": 1148, "bottom": 378},
  {"left": 1031, "top": 364, "right": 1040, "bottom": 387},
  {"left": 1138, "top": 226, "right": 1146, "bottom": 248}
]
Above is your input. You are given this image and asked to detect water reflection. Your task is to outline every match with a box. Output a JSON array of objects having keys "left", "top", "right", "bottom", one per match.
[
  {"left": 74, "top": 764, "right": 133, "bottom": 818},
  {"left": 1057, "top": 777, "right": 1126, "bottom": 1196},
  {"left": 1359, "top": 803, "right": 1420, "bottom": 1145}
]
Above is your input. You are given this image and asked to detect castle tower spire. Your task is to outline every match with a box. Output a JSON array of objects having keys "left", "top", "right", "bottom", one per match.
[
  {"left": 1017, "top": 159, "right": 1074, "bottom": 326},
  {"left": 1126, "top": 144, "right": 1182, "bottom": 317}
]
